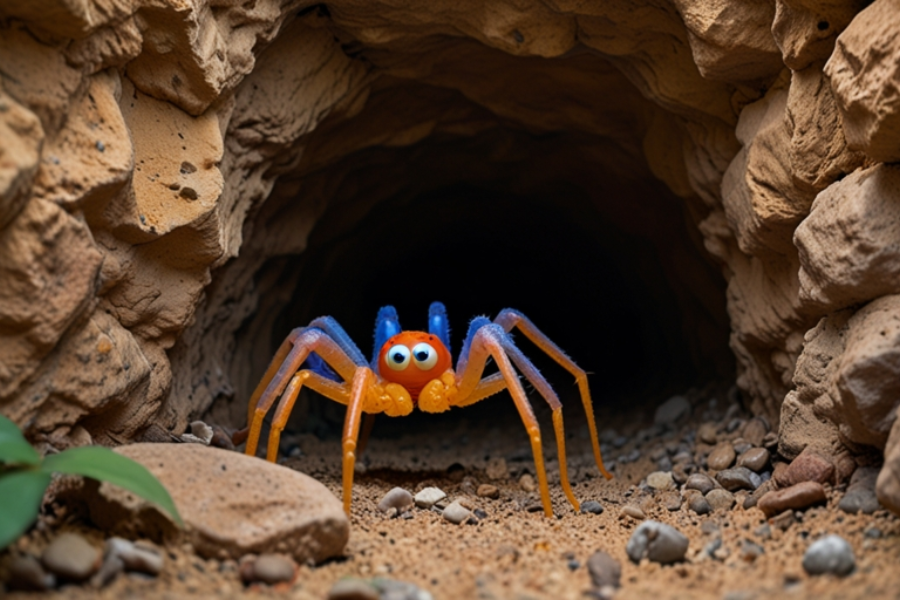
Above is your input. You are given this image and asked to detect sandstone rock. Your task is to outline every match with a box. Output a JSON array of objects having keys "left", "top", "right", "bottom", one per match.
[
  {"left": 0, "top": 87, "right": 42, "bottom": 231},
  {"left": 80, "top": 443, "right": 349, "bottom": 564},
  {"left": 877, "top": 416, "right": 900, "bottom": 516},
  {"left": 777, "top": 447, "right": 835, "bottom": 486},
  {"left": 757, "top": 481, "right": 827, "bottom": 516},
  {"left": 825, "top": 0, "right": 900, "bottom": 162},
  {"left": 772, "top": 0, "right": 867, "bottom": 71}
]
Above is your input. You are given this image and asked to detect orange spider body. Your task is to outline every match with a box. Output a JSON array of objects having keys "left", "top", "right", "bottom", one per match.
[{"left": 235, "top": 302, "right": 612, "bottom": 517}]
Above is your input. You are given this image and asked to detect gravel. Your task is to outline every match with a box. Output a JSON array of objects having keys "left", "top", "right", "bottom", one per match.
[
  {"left": 646, "top": 471, "right": 675, "bottom": 490},
  {"left": 803, "top": 535, "right": 855, "bottom": 577},
  {"left": 414, "top": 487, "right": 447, "bottom": 508},
  {"left": 706, "top": 489, "right": 735, "bottom": 511},
  {"left": 41, "top": 533, "right": 101, "bottom": 581},
  {"left": 442, "top": 501, "right": 472, "bottom": 524},
  {"left": 684, "top": 473, "right": 716, "bottom": 495},
  {"left": 378, "top": 487, "right": 415, "bottom": 513},
  {"left": 581, "top": 500, "right": 605, "bottom": 514},
  {"left": 688, "top": 494, "right": 712, "bottom": 515},
  {"left": 707, "top": 442, "right": 736, "bottom": 471},
  {"left": 626, "top": 521, "right": 689, "bottom": 564},
  {"left": 737, "top": 447, "right": 770, "bottom": 472},
  {"left": 715, "top": 467, "right": 758, "bottom": 491},
  {"left": 476, "top": 484, "right": 500, "bottom": 499},
  {"left": 251, "top": 554, "right": 296, "bottom": 585}
]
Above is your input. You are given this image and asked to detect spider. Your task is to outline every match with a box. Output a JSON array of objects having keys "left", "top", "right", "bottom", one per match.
[{"left": 233, "top": 302, "right": 612, "bottom": 517}]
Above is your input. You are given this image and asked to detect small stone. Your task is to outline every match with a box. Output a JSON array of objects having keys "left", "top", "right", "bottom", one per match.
[
  {"left": 671, "top": 463, "right": 689, "bottom": 484},
  {"left": 485, "top": 458, "right": 509, "bottom": 480},
  {"left": 252, "top": 554, "right": 296, "bottom": 585},
  {"left": 705, "top": 489, "right": 735, "bottom": 511},
  {"left": 757, "top": 481, "right": 828, "bottom": 517},
  {"left": 716, "top": 467, "right": 757, "bottom": 491},
  {"left": 684, "top": 473, "right": 716, "bottom": 495},
  {"left": 443, "top": 501, "right": 472, "bottom": 525},
  {"left": 378, "top": 487, "right": 414, "bottom": 513},
  {"left": 838, "top": 487, "right": 881, "bottom": 514},
  {"left": 762, "top": 432, "right": 779, "bottom": 449},
  {"left": 476, "top": 484, "right": 500, "bottom": 499},
  {"left": 414, "top": 487, "right": 447, "bottom": 508},
  {"left": 586, "top": 550, "right": 621, "bottom": 588},
  {"left": 802, "top": 535, "right": 855, "bottom": 577},
  {"left": 741, "top": 418, "right": 768, "bottom": 446},
  {"left": 327, "top": 577, "right": 380, "bottom": 600},
  {"left": 91, "top": 553, "right": 124, "bottom": 589},
  {"left": 371, "top": 578, "right": 434, "bottom": 600},
  {"left": 654, "top": 395, "right": 691, "bottom": 426},
  {"left": 740, "top": 540, "right": 764, "bottom": 563},
  {"left": 646, "top": 471, "right": 675, "bottom": 491},
  {"left": 707, "top": 442, "right": 736, "bottom": 471},
  {"left": 518, "top": 473, "right": 536, "bottom": 492},
  {"left": 189, "top": 421, "right": 214, "bottom": 444},
  {"left": 737, "top": 447, "right": 770, "bottom": 472},
  {"left": 42, "top": 533, "right": 101, "bottom": 581},
  {"left": 778, "top": 448, "right": 835, "bottom": 487},
  {"left": 567, "top": 559, "right": 580, "bottom": 571},
  {"left": 688, "top": 494, "right": 712, "bottom": 515},
  {"left": 625, "top": 520, "right": 689, "bottom": 564},
  {"left": 581, "top": 500, "right": 604, "bottom": 515},
  {"left": 622, "top": 504, "right": 646, "bottom": 520},
  {"left": 661, "top": 491, "right": 682, "bottom": 511},
  {"left": 6, "top": 555, "right": 55, "bottom": 591},
  {"left": 697, "top": 422, "right": 718, "bottom": 444},
  {"left": 770, "top": 509, "right": 795, "bottom": 531},
  {"left": 106, "top": 538, "right": 163, "bottom": 575}
]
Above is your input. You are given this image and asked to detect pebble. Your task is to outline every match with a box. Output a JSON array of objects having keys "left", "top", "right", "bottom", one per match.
[
  {"left": 442, "top": 501, "right": 472, "bottom": 525},
  {"left": 778, "top": 448, "right": 834, "bottom": 487},
  {"left": 625, "top": 521, "right": 689, "bottom": 564},
  {"left": 802, "top": 535, "right": 855, "bottom": 577},
  {"left": 622, "top": 504, "right": 647, "bottom": 520},
  {"left": 838, "top": 487, "right": 880, "bottom": 514},
  {"left": 485, "top": 458, "right": 509, "bottom": 480},
  {"left": 42, "top": 533, "right": 101, "bottom": 581},
  {"left": 740, "top": 540, "right": 764, "bottom": 563},
  {"left": 707, "top": 442, "right": 736, "bottom": 471},
  {"left": 661, "top": 491, "right": 682, "bottom": 511},
  {"left": 741, "top": 418, "right": 768, "bottom": 446},
  {"left": 250, "top": 554, "right": 296, "bottom": 585},
  {"left": 654, "top": 395, "right": 691, "bottom": 426},
  {"left": 684, "top": 473, "right": 716, "bottom": 495},
  {"left": 705, "top": 489, "right": 735, "bottom": 511},
  {"left": 697, "top": 422, "right": 718, "bottom": 444},
  {"left": 688, "top": 494, "right": 712, "bottom": 515},
  {"left": 737, "top": 447, "right": 770, "bottom": 472},
  {"left": 476, "top": 484, "right": 500, "bottom": 499},
  {"left": 518, "top": 474, "right": 536, "bottom": 492},
  {"left": 581, "top": 500, "right": 605, "bottom": 515},
  {"left": 372, "top": 577, "right": 434, "bottom": 600},
  {"left": 6, "top": 554, "right": 55, "bottom": 591},
  {"left": 646, "top": 471, "right": 675, "bottom": 491},
  {"left": 715, "top": 467, "right": 757, "bottom": 491},
  {"left": 757, "top": 481, "right": 827, "bottom": 517},
  {"left": 106, "top": 538, "right": 163, "bottom": 575},
  {"left": 586, "top": 550, "right": 621, "bottom": 588},
  {"left": 770, "top": 509, "right": 795, "bottom": 531},
  {"left": 414, "top": 487, "right": 447, "bottom": 508},
  {"left": 327, "top": 577, "right": 380, "bottom": 600},
  {"left": 379, "top": 487, "right": 415, "bottom": 513}
]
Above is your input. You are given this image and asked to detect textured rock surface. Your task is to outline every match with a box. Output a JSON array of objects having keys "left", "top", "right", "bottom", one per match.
[
  {"left": 79, "top": 443, "right": 349, "bottom": 564},
  {"left": 1, "top": 0, "right": 900, "bottom": 516}
]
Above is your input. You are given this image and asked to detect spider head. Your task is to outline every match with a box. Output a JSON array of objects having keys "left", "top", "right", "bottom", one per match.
[{"left": 378, "top": 331, "right": 452, "bottom": 398}]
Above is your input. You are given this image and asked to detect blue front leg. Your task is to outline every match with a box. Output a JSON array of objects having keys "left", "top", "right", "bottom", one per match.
[
  {"left": 428, "top": 301, "right": 452, "bottom": 354},
  {"left": 371, "top": 305, "right": 402, "bottom": 369}
]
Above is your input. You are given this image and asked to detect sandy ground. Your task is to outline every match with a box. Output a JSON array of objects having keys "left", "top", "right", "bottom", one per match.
[{"left": 4, "top": 391, "right": 900, "bottom": 600}]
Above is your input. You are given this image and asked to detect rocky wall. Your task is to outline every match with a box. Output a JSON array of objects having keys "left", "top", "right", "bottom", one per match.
[{"left": 2, "top": 0, "right": 900, "bottom": 512}]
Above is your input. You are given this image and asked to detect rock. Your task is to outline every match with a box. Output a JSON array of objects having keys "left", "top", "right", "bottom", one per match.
[
  {"left": 442, "top": 501, "right": 471, "bottom": 525},
  {"left": 371, "top": 578, "right": 434, "bottom": 600},
  {"left": 757, "top": 481, "right": 827, "bottom": 517},
  {"left": 250, "top": 554, "right": 296, "bottom": 585},
  {"left": 706, "top": 489, "right": 735, "bottom": 511},
  {"left": 825, "top": 0, "right": 900, "bottom": 162},
  {"left": 715, "top": 467, "right": 757, "bottom": 491},
  {"left": 485, "top": 458, "right": 508, "bottom": 480},
  {"left": 778, "top": 447, "right": 835, "bottom": 486},
  {"left": 802, "top": 535, "right": 855, "bottom": 577},
  {"left": 741, "top": 418, "right": 768, "bottom": 446},
  {"left": 839, "top": 488, "right": 881, "bottom": 515},
  {"left": 105, "top": 538, "right": 163, "bottom": 575},
  {"left": 518, "top": 474, "right": 536, "bottom": 492},
  {"left": 476, "top": 484, "right": 500, "bottom": 499},
  {"left": 625, "top": 521, "right": 689, "bottom": 565},
  {"left": 80, "top": 444, "right": 348, "bottom": 564},
  {"left": 707, "top": 442, "right": 736, "bottom": 471},
  {"left": 622, "top": 505, "right": 647, "bottom": 520},
  {"left": 740, "top": 540, "right": 764, "bottom": 563},
  {"left": 581, "top": 500, "right": 604, "bottom": 515},
  {"left": 5, "top": 554, "right": 55, "bottom": 591},
  {"left": 688, "top": 493, "right": 712, "bottom": 515},
  {"left": 661, "top": 491, "right": 682, "bottom": 511},
  {"left": 41, "top": 533, "right": 101, "bottom": 581},
  {"left": 646, "top": 471, "right": 675, "bottom": 491},
  {"left": 771, "top": 509, "right": 796, "bottom": 531},
  {"left": 380, "top": 487, "right": 415, "bottom": 513},
  {"left": 737, "top": 447, "right": 770, "bottom": 472},
  {"left": 186, "top": 420, "right": 214, "bottom": 444},
  {"left": 654, "top": 395, "right": 691, "bottom": 426},
  {"left": 684, "top": 473, "right": 717, "bottom": 495},
  {"left": 878, "top": 416, "right": 900, "bottom": 516},
  {"left": 697, "top": 422, "right": 718, "bottom": 444},
  {"left": 327, "top": 577, "right": 380, "bottom": 600},
  {"left": 586, "top": 551, "right": 621, "bottom": 589},
  {"left": 414, "top": 487, "right": 446, "bottom": 509}
]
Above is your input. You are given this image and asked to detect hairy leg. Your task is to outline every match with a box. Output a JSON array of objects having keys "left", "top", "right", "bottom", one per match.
[{"left": 342, "top": 366, "right": 373, "bottom": 514}]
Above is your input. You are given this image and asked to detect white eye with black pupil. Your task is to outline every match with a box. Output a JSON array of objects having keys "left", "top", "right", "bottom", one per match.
[
  {"left": 385, "top": 345, "right": 410, "bottom": 371},
  {"left": 411, "top": 342, "right": 438, "bottom": 370}
]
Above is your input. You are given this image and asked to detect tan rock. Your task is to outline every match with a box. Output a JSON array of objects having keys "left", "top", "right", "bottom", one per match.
[
  {"left": 877, "top": 416, "right": 900, "bottom": 516},
  {"left": 757, "top": 481, "right": 827, "bottom": 516},
  {"left": 0, "top": 88, "right": 42, "bottom": 231},
  {"left": 772, "top": 0, "right": 867, "bottom": 71},
  {"left": 825, "top": 0, "right": 900, "bottom": 162},
  {"left": 776, "top": 447, "right": 835, "bottom": 486},
  {"left": 82, "top": 443, "right": 349, "bottom": 564}
]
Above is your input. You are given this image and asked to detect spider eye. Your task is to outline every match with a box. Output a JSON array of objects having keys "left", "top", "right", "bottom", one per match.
[
  {"left": 411, "top": 342, "right": 439, "bottom": 370},
  {"left": 385, "top": 344, "right": 410, "bottom": 371}
]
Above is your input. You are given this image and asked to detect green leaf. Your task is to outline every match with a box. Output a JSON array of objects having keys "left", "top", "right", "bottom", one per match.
[
  {"left": 0, "top": 414, "right": 40, "bottom": 467},
  {"left": 0, "top": 469, "right": 51, "bottom": 549},
  {"left": 43, "top": 447, "right": 183, "bottom": 526}
]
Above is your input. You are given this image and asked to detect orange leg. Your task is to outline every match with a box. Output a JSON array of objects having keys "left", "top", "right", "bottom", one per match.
[
  {"left": 495, "top": 310, "right": 612, "bottom": 480},
  {"left": 342, "top": 367, "right": 373, "bottom": 515}
]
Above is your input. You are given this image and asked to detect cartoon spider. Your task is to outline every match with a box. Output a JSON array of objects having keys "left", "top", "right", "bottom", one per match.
[{"left": 233, "top": 302, "right": 612, "bottom": 517}]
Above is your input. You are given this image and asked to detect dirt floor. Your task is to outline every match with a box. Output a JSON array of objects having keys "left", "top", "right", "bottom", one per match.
[{"left": 4, "top": 388, "right": 900, "bottom": 600}]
